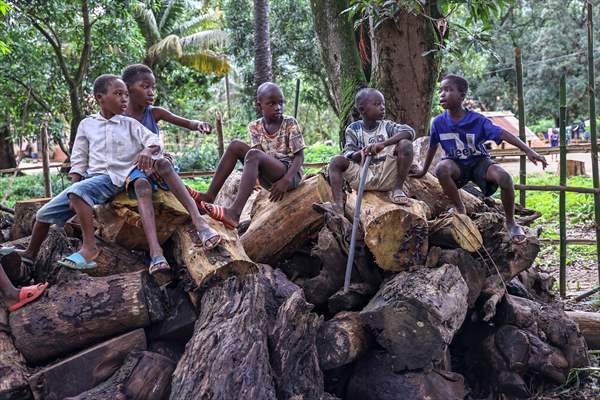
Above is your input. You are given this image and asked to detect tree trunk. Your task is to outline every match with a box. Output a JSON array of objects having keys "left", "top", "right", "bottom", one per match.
[
  {"left": 360, "top": 264, "right": 468, "bottom": 371},
  {"left": 28, "top": 329, "right": 147, "bottom": 400},
  {"left": 254, "top": 0, "right": 273, "bottom": 95},
  {"left": 316, "top": 311, "right": 371, "bottom": 370},
  {"left": 565, "top": 311, "right": 600, "bottom": 350},
  {"left": 241, "top": 175, "right": 325, "bottom": 264},
  {"left": 10, "top": 198, "right": 51, "bottom": 240},
  {"left": 9, "top": 270, "right": 163, "bottom": 365},
  {"left": 345, "top": 190, "right": 429, "bottom": 271},
  {"left": 346, "top": 351, "right": 465, "bottom": 400},
  {"left": 309, "top": 0, "right": 367, "bottom": 141},
  {"left": 0, "top": 309, "right": 30, "bottom": 400},
  {"left": 123, "top": 351, "right": 176, "bottom": 400},
  {"left": 0, "top": 124, "right": 16, "bottom": 170},
  {"left": 169, "top": 272, "right": 277, "bottom": 400},
  {"left": 370, "top": 3, "right": 442, "bottom": 137}
]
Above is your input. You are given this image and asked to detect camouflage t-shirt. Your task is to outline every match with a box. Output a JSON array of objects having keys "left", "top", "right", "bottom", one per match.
[{"left": 248, "top": 116, "right": 306, "bottom": 171}]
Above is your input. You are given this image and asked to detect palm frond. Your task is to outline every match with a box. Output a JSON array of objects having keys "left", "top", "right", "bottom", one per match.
[
  {"left": 169, "top": 9, "right": 222, "bottom": 36},
  {"left": 157, "top": 0, "right": 188, "bottom": 35},
  {"left": 131, "top": 0, "right": 161, "bottom": 45},
  {"left": 179, "top": 50, "right": 231, "bottom": 76},
  {"left": 179, "top": 29, "right": 228, "bottom": 51},
  {"left": 148, "top": 34, "right": 183, "bottom": 61}
]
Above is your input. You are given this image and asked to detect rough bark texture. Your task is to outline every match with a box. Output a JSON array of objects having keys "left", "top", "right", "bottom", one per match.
[
  {"left": 253, "top": 0, "right": 273, "bottom": 91},
  {"left": 317, "top": 311, "right": 371, "bottom": 370},
  {"left": 370, "top": 4, "right": 442, "bottom": 137},
  {"left": 269, "top": 291, "right": 324, "bottom": 399},
  {"left": 123, "top": 351, "right": 176, "bottom": 400},
  {"left": 169, "top": 272, "right": 277, "bottom": 400},
  {"left": 309, "top": 0, "right": 367, "bottom": 137},
  {"left": 9, "top": 270, "right": 162, "bottom": 365},
  {"left": 361, "top": 264, "right": 468, "bottom": 371},
  {"left": 412, "top": 136, "right": 443, "bottom": 175},
  {"left": 565, "top": 311, "right": 600, "bottom": 350},
  {"left": 28, "top": 329, "right": 147, "bottom": 400},
  {"left": 96, "top": 191, "right": 190, "bottom": 250},
  {"left": 10, "top": 198, "right": 50, "bottom": 240},
  {"left": 0, "top": 309, "right": 30, "bottom": 400},
  {"left": 172, "top": 220, "right": 256, "bottom": 289},
  {"left": 345, "top": 190, "right": 429, "bottom": 271},
  {"left": 347, "top": 351, "right": 465, "bottom": 400},
  {"left": 242, "top": 175, "right": 325, "bottom": 264},
  {"left": 0, "top": 125, "right": 16, "bottom": 170}
]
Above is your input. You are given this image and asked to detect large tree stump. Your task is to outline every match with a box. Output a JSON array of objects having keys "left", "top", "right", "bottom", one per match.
[
  {"left": 96, "top": 190, "right": 190, "bottom": 250},
  {"left": 316, "top": 311, "right": 371, "bottom": 370},
  {"left": 345, "top": 190, "right": 429, "bottom": 271},
  {"left": 361, "top": 264, "right": 468, "bottom": 370},
  {"left": 28, "top": 329, "right": 147, "bottom": 400},
  {"left": 171, "top": 219, "right": 256, "bottom": 290},
  {"left": 0, "top": 309, "right": 30, "bottom": 400},
  {"left": 269, "top": 290, "right": 324, "bottom": 399},
  {"left": 241, "top": 175, "right": 325, "bottom": 264},
  {"left": 346, "top": 351, "right": 465, "bottom": 400},
  {"left": 403, "top": 173, "right": 485, "bottom": 218},
  {"left": 10, "top": 198, "right": 50, "bottom": 240},
  {"left": 123, "top": 351, "right": 176, "bottom": 400},
  {"left": 9, "top": 270, "right": 164, "bottom": 365},
  {"left": 169, "top": 272, "right": 277, "bottom": 400},
  {"left": 412, "top": 136, "right": 444, "bottom": 176}
]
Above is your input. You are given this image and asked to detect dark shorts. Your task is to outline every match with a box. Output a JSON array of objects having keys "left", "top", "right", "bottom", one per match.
[
  {"left": 242, "top": 156, "right": 303, "bottom": 191},
  {"left": 453, "top": 157, "right": 498, "bottom": 197}
]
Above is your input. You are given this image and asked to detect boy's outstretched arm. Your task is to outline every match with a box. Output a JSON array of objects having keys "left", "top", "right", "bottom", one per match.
[
  {"left": 270, "top": 149, "right": 304, "bottom": 201},
  {"left": 499, "top": 131, "right": 548, "bottom": 169},
  {"left": 409, "top": 143, "right": 438, "bottom": 178},
  {"left": 153, "top": 107, "right": 212, "bottom": 133}
]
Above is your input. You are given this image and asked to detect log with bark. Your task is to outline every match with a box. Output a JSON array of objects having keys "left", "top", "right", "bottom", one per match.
[
  {"left": 241, "top": 175, "right": 325, "bottom": 264},
  {"left": 345, "top": 190, "right": 429, "bottom": 271},
  {"left": 95, "top": 190, "right": 190, "bottom": 250},
  {"left": 360, "top": 264, "right": 468, "bottom": 371},
  {"left": 316, "top": 311, "right": 371, "bottom": 371},
  {"left": 28, "top": 329, "right": 147, "bottom": 400},
  {"left": 0, "top": 309, "right": 30, "bottom": 400},
  {"left": 566, "top": 311, "right": 600, "bottom": 350},
  {"left": 9, "top": 270, "right": 164, "bottom": 365},
  {"left": 122, "top": 351, "right": 176, "bottom": 400},
  {"left": 9, "top": 198, "right": 50, "bottom": 240}
]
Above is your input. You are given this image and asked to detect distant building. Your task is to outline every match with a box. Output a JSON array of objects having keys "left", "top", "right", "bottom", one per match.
[{"left": 481, "top": 111, "right": 546, "bottom": 148}]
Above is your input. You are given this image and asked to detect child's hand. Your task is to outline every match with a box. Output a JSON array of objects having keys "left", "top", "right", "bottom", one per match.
[
  {"left": 363, "top": 143, "right": 385, "bottom": 156},
  {"left": 527, "top": 150, "right": 548, "bottom": 169},
  {"left": 408, "top": 164, "right": 427, "bottom": 179},
  {"left": 68, "top": 173, "right": 83, "bottom": 182},
  {"left": 351, "top": 151, "right": 364, "bottom": 164},
  {"left": 269, "top": 176, "right": 291, "bottom": 202},
  {"left": 136, "top": 148, "right": 154, "bottom": 172},
  {"left": 193, "top": 120, "right": 212, "bottom": 134}
]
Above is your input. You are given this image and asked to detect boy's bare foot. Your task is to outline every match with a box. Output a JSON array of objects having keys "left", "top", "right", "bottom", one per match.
[{"left": 506, "top": 223, "right": 527, "bottom": 245}]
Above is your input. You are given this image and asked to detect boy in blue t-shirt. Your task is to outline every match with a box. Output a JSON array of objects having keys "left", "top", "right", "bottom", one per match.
[{"left": 410, "top": 74, "right": 547, "bottom": 244}]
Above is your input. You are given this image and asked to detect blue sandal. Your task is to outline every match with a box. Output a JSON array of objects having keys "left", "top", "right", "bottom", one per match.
[{"left": 57, "top": 252, "right": 98, "bottom": 270}]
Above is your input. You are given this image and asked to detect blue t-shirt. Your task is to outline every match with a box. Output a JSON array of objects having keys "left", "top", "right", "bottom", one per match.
[
  {"left": 141, "top": 105, "right": 160, "bottom": 135},
  {"left": 430, "top": 110, "right": 503, "bottom": 166}
]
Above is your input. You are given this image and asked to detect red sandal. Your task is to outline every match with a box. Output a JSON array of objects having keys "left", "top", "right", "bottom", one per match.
[
  {"left": 8, "top": 283, "right": 48, "bottom": 312},
  {"left": 201, "top": 201, "right": 238, "bottom": 230}
]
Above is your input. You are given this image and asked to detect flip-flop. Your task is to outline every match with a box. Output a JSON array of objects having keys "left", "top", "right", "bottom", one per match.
[
  {"left": 197, "top": 228, "right": 221, "bottom": 250},
  {"left": 148, "top": 256, "right": 173, "bottom": 287},
  {"left": 0, "top": 246, "right": 16, "bottom": 257},
  {"left": 186, "top": 187, "right": 208, "bottom": 215},
  {"left": 389, "top": 189, "right": 409, "bottom": 205},
  {"left": 57, "top": 252, "right": 98, "bottom": 270},
  {"left": 200, "top": 201, "right": 238, "bottom": 230},
  {"left": 8, "top": 283, "right": 48, "bottom": 312},
  {"left": 507, "top": 224, "right": 527, "bottom": 245}
]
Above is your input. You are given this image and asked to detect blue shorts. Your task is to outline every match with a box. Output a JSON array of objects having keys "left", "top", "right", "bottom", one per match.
[
  {"left": 36, "top": 174, "right": 122, "bottom": 226},
  {"left": 125, "top": 162, "right": 180, "bottom": 199}
]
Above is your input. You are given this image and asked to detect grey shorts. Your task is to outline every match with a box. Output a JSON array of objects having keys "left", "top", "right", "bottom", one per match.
[{"left": 36, "top": 174, "right": 122, "bottom": 226}]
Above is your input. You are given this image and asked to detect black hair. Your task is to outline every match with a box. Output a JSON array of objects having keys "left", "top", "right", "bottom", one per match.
[
  {"left": 256, "top": 82, "right": 283, "bottom": 101},
  {"left": 121, "top": 64, "right": 154, "bottom": 86},
  {"left": 93, "top": 74, "right": 120, "bottom": 95},
  {"left": 354, "top": 87, "right": 382, "bottom": 109},
  {"left": 442, "top": 74, "right": 469, "bottom": 95}
]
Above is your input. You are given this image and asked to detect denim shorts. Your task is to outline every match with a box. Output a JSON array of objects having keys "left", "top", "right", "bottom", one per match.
[
  {"left": 36, "top": 174, "right": 122, "bottom": 226},
  {"left": 125, "top": 162, "right": 181, "bottom": 199}
]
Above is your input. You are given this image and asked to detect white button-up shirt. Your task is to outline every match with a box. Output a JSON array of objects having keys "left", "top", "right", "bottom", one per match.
[{"left": 69, "top": 113, "right": 161, "bottom": 186}]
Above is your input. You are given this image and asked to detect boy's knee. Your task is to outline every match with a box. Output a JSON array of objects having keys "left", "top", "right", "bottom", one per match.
[
  {"left": 329, "top": 155, "right": 349, "bottom": 172},
  {"left": 394, "top": 139, "right": 413, "bottom": 158},
  {"left": 134, "top": 178, "right": 152, "bottom": 197},
  {"left": 244, "top": 148, "right": 262, "bottom": 164},
  {"left": 496, "top": 170, "right": 513, "bottom": 189},
  {"left": 228, "top": 139, "right": 247, "bottom": 155},
  {"left": 155, "top": 158, "right": 173, "bottom": 176},
  {"left": 435, "top": 163, "right": 452, "bottom": 179}
]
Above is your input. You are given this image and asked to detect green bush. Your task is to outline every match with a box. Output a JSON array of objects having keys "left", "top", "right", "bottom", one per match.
[
  {"left": 0, "top": 174, "right": 71, "bottom": 207},
  {"left": 176, "top": 143, "right": 220, "bottom": 172},
  {"left": 529, "top": 118, "right": 555, "bottom": 135}
]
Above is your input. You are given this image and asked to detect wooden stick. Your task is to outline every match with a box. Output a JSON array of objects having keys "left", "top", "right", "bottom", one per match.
[
  {"left": 0, "top": 203, "right": 14, "bottom": 214},
  {"left": 559, "top": 74, "right": 567, "bottom": 298},
  {"left": 294, "top": 78, "right": 300, "bottom": 119},
  {"left": 515, "top": 48, "right": 527, "bottom": 207},
  {"left": 225, "top": 73, "right": 231, "bottom": 120},
  {"left": 514, "top": 184, "right": 600, "bottom": 194},
  {"left": 540, "top": 238, "right": 597, "bottom": 245},
  {"left": 586, "top": 0, "right": 600, "bottom": 286},
  {"left": 41, "top": 121, "right": 52, "bottom": 197},
  {"left": 216, "top": 111, "right": 224, "bottom": 158}
]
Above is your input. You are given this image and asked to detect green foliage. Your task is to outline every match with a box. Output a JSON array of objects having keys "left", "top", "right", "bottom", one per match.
[
  {"left": 529, "top": 118, "right": 555, "bottom": 135},
  {"left": 0, "top": 173, "right": 70, "bottom": 207},
  {"left": 304, "top": 142, "right": 339, "bottom": 163}
]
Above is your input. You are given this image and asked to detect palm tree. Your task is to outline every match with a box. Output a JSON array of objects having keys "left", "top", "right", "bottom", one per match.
[
  {"left": 131, "top": 0, "right": 231, "bottom": 77},
  {"left": 253, "top": 0, "right": 272, "bottom": 88}
]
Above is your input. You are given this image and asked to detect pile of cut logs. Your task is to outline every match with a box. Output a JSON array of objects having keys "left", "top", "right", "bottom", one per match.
[{"left": 0, "top": 141, "right": 594, "bottom": 399}]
